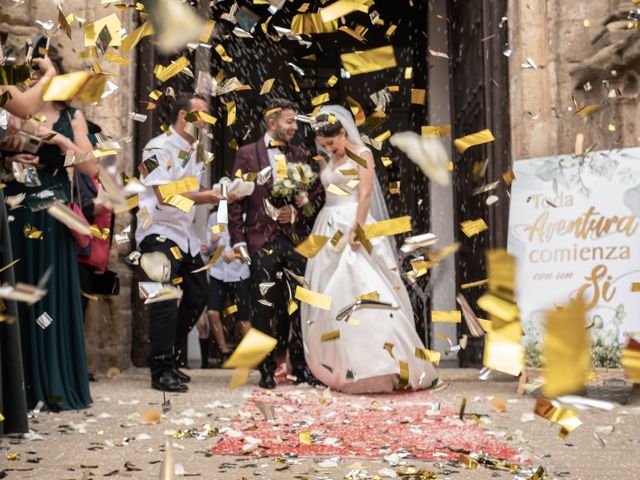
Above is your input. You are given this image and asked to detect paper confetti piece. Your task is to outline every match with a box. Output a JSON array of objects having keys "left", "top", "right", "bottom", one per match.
[
  {"left": 295, "top": 286, "right": 332, "bottom": 311},
  {"left": 432, "top": 310, "right": 461, "bottom": 323},
  {"left": 453, "top": 129, "right": 495, "bottom": 153}
]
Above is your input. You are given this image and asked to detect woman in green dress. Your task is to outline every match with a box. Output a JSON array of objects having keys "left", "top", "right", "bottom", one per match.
[{"left": 1, "top": 64, "right": 96, "bottom": 410}]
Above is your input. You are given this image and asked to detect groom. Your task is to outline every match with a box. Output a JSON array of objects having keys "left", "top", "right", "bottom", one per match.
[{"left": 229, "top": 98, "right": 324, "bottom": 389}]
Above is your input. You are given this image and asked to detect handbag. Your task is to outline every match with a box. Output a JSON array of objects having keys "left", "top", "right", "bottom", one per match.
[
  {"left": 89, "top": 269, "right": 120, "bottom": 295},
  {"left": 68, "top": 171, "right": 92, "bottom": 255}
]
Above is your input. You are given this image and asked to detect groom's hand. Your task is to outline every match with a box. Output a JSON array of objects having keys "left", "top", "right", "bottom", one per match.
[{"left": 277, "top": 205, "right": 294, "bottom": 224}]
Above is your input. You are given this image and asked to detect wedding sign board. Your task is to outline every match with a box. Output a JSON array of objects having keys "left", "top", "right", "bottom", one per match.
[{"left": 507, "top": 148, "right": 640, "bottom": 367}]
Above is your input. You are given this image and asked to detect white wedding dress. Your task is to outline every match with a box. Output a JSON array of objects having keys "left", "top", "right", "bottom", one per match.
[{"left": 301, "top": 147, "right": 439, "bottom": 393}]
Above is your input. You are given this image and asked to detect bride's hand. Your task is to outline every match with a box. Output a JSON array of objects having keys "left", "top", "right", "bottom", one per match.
[
  {"left": 294, "top": 192, "right": 308, "bottom": 208},
  {"left": 349, "top": 228, "right": 361, "bottom": 251}
]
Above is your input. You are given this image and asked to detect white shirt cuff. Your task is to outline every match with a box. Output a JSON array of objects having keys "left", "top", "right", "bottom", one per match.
[{"left": 232, "top": 242, "right": 247, "bottom": 249}]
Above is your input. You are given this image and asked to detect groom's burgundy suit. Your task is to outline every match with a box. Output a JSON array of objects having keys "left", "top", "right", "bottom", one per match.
[{"left": 229, "top": 137, "right": 324, "bottom": 380}]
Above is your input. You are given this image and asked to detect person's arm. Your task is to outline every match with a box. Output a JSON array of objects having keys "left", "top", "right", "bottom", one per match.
[
  {"left": 349, "top": 150, "right": 375, "bottom": 250},
  {"left": 229, "top": 148, "right": 250, "bottom": 249},
  {"left": 1, "top": 58, "right": 57, "bottom": 118},
  {"left": 151, "top": 185, "right": 221, "bottom": 205},
  {"left": 65, "top": 109, "right": 98, "bottom": 177}
]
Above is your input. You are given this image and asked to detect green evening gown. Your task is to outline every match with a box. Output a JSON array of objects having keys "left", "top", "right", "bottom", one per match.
[{"left": 4, "top": 106, "right": 92, "bottom": 411}]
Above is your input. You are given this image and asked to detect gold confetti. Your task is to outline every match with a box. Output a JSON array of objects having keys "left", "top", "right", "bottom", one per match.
[
  {"left": 385, "top": 24, "right": 397, "bottom": 39},
  {"left": 42, "top": 71, "right": 93, "bottom": 102},
  {"left": 226, "top": 100, "right": 236, "bottom": 126},
  {"left": 291, "top": 13, "right": 338, "bottom": 34},
  {"left": 415, "top": 348, "right": 441, "bottom": 365},
  {"left": 163, "top": 194, "right": 194, "bottom": 213},
  {"left": 120, "top": 20, "right": 154, "bottom": 53},
  {"left": 388, "top": 181, "right": 400, "bottom": 194},
  {"left": 354, "top": 223, "right": 373, "bottom": 254},
  {"left": 460, "top": 218, "right": 488, "bottom": 237},
  {"left": 535, "top": 397, "right": 582, "bottom": 437},
  {"left": 380, "top": 156, "right": 392, "bottom": 167},
  {"left": 543, "top": 297, "right": 590, "bottom": 398},
  {"left": 320, "top": 0, "right": 369, "bottom": 21},
  {"left": 356, "top": 291, "right": 380, "bottom": 301},
  {"left": 363, "top": 216, "right": 412, "bottom": 238},
  {"left": 622, "top": 337, "right": 640, "bottom": 383},
  {"left": 200, "top": 19, "right": 216, "bottom": 42},
  {"left": 631, "top": 282, "right": 640, "bottom": 292},
  {"left": 404, "top": 67, "right": 413, "bottom": 79},
  {"left": 299, "top": 431, "right": 312, "bottom": 445},
  {"left": 321, "top": 330, "right": 340, "bottom": 342},
  {"left": 340, "top": 45, "right": 397, "bottom": 75},
  {"left": 23, "top": 225, "right": 44, "bottom": 240},
  {"left": 453, "top": 129, "right": 495, "bottom": 153},
  {"left": 155, "top": 56, "right": 191, "bottom": 82},
  {"left": 295, "top": 286, "right": 332, "bottom": 311},
  {"left": 311, "top": 92, "right": 331, "bottom": 106},
  {"left": 223, "top": 328, "right": 277, "bottom": 369},
  {"left": 89, "top": 225, "right": 110, "bottom": 240},
  {"left": 228, "top": 367, "right": 250, "bottom": 389},
  {"left": 158, "top": 176, "right": 199, "bottom": 198},
  {"left": 260, "top": 78, "right": 275, "bottom": 95},
  {"left": 0, "top": 259, "right": 20, "bottom": 274},
  {"left": 211, "top": 225, "right": 225, "bottom": 234},
  {"left": 398, "top": 361, "right": 409, "bottom": 388},
  {"left": 461, "top": 279, "right": 488, "bottom": 289},
  {"left": 290, "top": 73, "right": 300, "bottom": 93},
  {"left": 215, "top": 44, "right": 233, "bottom": 62},
  {"left": 191, "top": 246, "right": 224, "bottom": 273},
  {"left": 411, "top": 88, "right": 426, "bottom": 105},
  {"left": 326, "top": 75, "right": 338, "bottom": 87},
  {"left": 326, "top": 184, "right": 351, "bottom": 196},
  {"left": 294, "top": 235, "right": 330, "bottom": 259},
  {"left": 344, "top": 147, "right": 369, "bottom": 168},
  {"left": 169, "top": 246, "right": 183, "bottom": 260},
  {"left": 421, "top": 125, "right": 451, "bottom": 137},
  {"left": 84, "top": 13, "right": 122, "bottom": 47},
  {"left": 330, "top": 230, "right": 344, "bottom": 246},
  {"left": 288, "top": 299, "right": 299, "bottom": 315},
  {"left": 223, "top": 304, "right": 238, "bottom": 317},
  {"left": 432, "top": 311, "right": 461, "bottom": 323}
]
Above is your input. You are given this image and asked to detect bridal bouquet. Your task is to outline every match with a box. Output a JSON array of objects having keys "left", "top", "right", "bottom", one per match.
[{"left": 271, "top": 162, "right": 317, "bottom": 217}]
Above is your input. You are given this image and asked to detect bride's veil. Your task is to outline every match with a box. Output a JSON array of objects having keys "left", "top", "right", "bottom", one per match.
[{"left": 316, "top": 105, "right": 398, "bottom": 261}]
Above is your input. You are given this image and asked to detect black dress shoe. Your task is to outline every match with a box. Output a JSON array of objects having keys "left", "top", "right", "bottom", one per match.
[
  {"left": 173, "top": 368, "right": 191, "bottom": 383},
  {"left": 259, "top": 373, "right": 276, "bottom": 389},
  {"left": 152, "top": 372, "right": 188, "bottom": 393}
]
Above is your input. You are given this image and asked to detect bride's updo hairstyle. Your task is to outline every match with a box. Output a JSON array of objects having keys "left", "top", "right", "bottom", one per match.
[{"left": 312, "top": 113, "right": 343, "bottom": 137}]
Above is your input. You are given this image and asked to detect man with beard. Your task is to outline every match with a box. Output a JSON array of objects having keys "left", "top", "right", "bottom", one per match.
[{"left": 229, "top": 98, "right": 324, "bottom": 389}]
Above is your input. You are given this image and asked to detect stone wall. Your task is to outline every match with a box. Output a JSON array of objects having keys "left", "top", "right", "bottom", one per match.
[
  {"left": 508, "top": 0, "right": 640, "bottom": 161},
  {"left": 1, "top": 0, "right": 136, "bottom": 373}
]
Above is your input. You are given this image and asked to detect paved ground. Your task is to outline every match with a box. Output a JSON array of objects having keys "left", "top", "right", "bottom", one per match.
[{"left": 1, "top": 368, "right": 639, "bottom": 479}]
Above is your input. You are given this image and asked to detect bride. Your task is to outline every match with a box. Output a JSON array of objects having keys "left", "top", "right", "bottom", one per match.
[{"left": 296, "top": 105, "right": 438, "bottom": 393}]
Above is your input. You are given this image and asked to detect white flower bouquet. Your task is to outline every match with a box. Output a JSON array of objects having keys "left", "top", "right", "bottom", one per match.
[{"left": 271, "top": 162, "right": 317, "bottom": 216}]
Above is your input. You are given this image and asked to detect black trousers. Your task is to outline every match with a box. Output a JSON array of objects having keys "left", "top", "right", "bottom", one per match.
[
  {"left": 139, "top": 235, "right": 207, "bottom": 379},
  {"left": 250, "top": 235, "right": 307, "bottom": 375}
]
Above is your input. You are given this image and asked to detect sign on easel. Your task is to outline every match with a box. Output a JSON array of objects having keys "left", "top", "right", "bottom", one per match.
[{"left": 507, "top": 148, "right": 640, "bottom": 367}]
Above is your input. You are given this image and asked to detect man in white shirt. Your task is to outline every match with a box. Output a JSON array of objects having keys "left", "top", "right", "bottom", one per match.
[
  {"left": 136, "top": 93, "right": 230, "bottom": 393},
  {"left": 197, "top": 210, "right": 251, "bottom": 368}
]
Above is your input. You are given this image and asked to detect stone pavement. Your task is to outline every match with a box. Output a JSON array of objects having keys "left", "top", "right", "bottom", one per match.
[{"left": 1, "top": 368, "right": 639, "bottom": 480}]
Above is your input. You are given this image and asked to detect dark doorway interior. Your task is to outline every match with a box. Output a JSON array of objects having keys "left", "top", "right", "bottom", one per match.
[{"left": 448, "top": 0, "right": 511, "bottom": 367}]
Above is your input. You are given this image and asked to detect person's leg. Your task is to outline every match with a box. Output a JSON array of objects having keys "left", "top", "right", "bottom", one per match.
[
  {"left": 282, "top": 237, "right": 315, "bottom": 381},
  {"left": 175, "top": 252, "right": 208, "bottom": 370},
  {"left": 229, "top": 278, "right": 252, "bottom": 342},
  {"left": 139, "top": 236, "right": 186, "bottom": 391},
  {"left": 196, "top": 312, "right": 211, "bottom": 368},
  {"left": 249, "top": 242, "right": 284, "bottom": 386}
]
